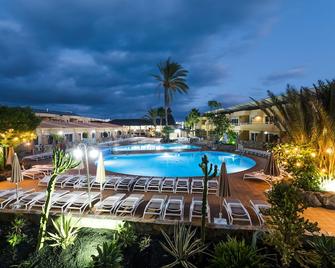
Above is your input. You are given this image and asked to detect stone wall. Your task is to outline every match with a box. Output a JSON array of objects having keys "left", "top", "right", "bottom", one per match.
[{"left": 303, "top": 191, "right": 335, "bottom": 209}]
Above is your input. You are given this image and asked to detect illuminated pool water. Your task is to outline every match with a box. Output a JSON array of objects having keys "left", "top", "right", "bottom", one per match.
[
  {"left": 111, "top": 143, "right": 200, "bottom": 152},
  {"left": 104, "top": 151, "right": 256, "bottom": 177}
]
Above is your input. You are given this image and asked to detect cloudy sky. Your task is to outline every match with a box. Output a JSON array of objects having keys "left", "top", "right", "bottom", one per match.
[{"left": 0, "top": 0, "right": 334, "bottom": 120}]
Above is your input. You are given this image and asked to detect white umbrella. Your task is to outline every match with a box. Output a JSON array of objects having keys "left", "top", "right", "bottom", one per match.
[
  {"left": 6, "top": 147, "right": 15, "bottom": 166},
  {"left": 11, "top": 153, "right": 23, "bottom": 202},
  {"left": 95, "top": 152, "right": 106, "bottom": 200}
]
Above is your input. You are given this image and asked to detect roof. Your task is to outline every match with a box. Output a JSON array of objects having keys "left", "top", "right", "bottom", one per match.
[
  {"left": 38, "top": 119, "right": 119, "bottom": 129},
  {"left": 110, "top": 114, "right": 176, "bottom": 126},
  {"left": 33, "top": 108, "right": 79, "bottom": 116}
]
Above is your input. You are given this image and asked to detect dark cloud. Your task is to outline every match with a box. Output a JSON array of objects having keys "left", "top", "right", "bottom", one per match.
[
  {"left": 262, "top": 67, "right": 305, "bottom": 86},
  {"left": 0, "top": 0, "right": 276, "bottom": 119}
]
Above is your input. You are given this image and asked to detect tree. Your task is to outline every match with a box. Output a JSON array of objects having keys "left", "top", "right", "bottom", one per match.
[
  {"left": 144, "top": 108, "right": 158, "bottom": 131},
  {"left": 185, "top": 108, "right": 201, "bottom": 134},
  {"left": 208, "top": 100, "right": 222, "bottom": 111},
  {"left": 152, "top": 58, "right": 189, "bottom": 126},
  {"left": 36, "top": 148, "right": 79, "bottom": 250},
  {"left": 198, "top": 155, "right": 217, "bottom": 243},
  {"left": 0, "top": 106, "right": 41, "bottom": 169},
  {"left": 253, "top": 79, "right": 335, "bottom": 177},
  {"left": 207, "top": 112, "right": 233, "bottom": 142},
  {"left": 157, "top": 107, "right": 165, "bottom": 127}
]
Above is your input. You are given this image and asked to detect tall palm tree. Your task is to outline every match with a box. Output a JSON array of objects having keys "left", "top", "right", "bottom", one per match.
[
  {"left": 152, "top": 58, "right": 189, "bottom": 126},
  {"left": 185, "top": 108, "right": 201, "bottom": 135},
  {"left": 157, "top": 107, "right": 165, "bottom": 128},
  {"left": 144, "top": 108, "right": 158, "bottom": 131}
]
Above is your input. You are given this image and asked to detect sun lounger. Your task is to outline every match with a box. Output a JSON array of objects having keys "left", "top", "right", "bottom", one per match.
[
  {"left": 143, "top": 195, "right": 167, "bottom": 219},
  {"left": 163, "top": 196, "right": 184, "bottom": 221},
  {"left": 189, "top": 196, "right": 210, "bottom": 223},
  {"left": 65, "top": 192, "right": 100, "bottom": 213},
  {"left": 29, "top": 190, "right": 69, "bottom": 210},
  {"left": 22, "top": 168, "right": 45, "bottom": 179},
  {"left": 208, "top": 179, "right": 218, "bottom": 194},
  {"left": 146, "top": 177, "right": 164, "bottom": 192},
  {"left": 50, "top": 191, "right": 86, "bottom": 212},
  {"left": 38, "top": 175, "right": 52, "bottom": 187},
  {"left": 160, "top": 178, "right": 176, "bottom": 192},
  {"left": 175, "top": 178, "right": 190, "bottom": 193},
  {"left": 0, "top": 189, "right": 34, "bottom": 209},
  {"left": 0, "top": 189, "right": 17, "bottom": 198},
  {"left": 243, "top": 171, "right": 279, "bottom": 185},
  {"left": 250, "top": 200, "right": 270, "bottom": 225},
  {"left": 103, "top": 175, "right": 122, "bottom": 190},
  {"left": 114, "top": 194, "right": 144, "bottom": 216},
  {"left": 63, "top": 176, "right": 85, "bottom": 188},
  {"left": 115, "top": 177, "right": 136, "bottom": 191},
  {"left": 224, "top": 199, "right": 252, "bottom": 225},
  {"left": 55, "top": 174, "right": 75, "bottom": 188},
  {"left": 74, "top": 176, "right": 96, "bottom": 189},
  {"left": 133, "top": 177, "right": 152, "bottom": 191},
  {"left": 32, "top": 165, "right": 53, "bottom": 175},
  {"left": 191, "top": 179, "right": 203, "bottom": 194},
  {"left": 94, "top": 193, "right": 126, "bottom": 214},
  {"left": 11, "top": 191, "right": 46, "bottom": 210}
]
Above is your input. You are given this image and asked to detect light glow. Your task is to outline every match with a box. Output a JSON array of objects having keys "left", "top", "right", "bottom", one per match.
[
  {"left": 89, "top": 149, "right": 99, "bottom": 159},
  {"left": 73, "top": 148, "right": 83, "bottom": 159},
  {"left": 72, "top": 216, "right": 124, "bottom": 229},
  {"left": 58, "top": 131, "right": 63, "bottom": 135},
  {"left": 321, "top": 179, "right": 335, "bottom": 192},
  {"left": 326, "top": 148, "right": 333, "bottom": 155}
]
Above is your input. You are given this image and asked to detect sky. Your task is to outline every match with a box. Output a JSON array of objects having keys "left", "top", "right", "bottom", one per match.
[{"left": 0, "top": 0, "right": 334, "bottom": 120}]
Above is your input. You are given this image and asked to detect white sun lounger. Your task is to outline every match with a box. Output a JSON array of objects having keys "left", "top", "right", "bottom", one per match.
[
  {"left": 11, "top": 191, "right": 46, "bottom": 210},
  {"left": 243, "top": 171, "right": 280, "bottom": 185},
  {"left": 133, "top": 177, "right": 152, "bottom": 192},
  {"left": 55, "top": 174, "right": 75, "bottom": 188},
  {"left": 175, "top": 178, "right": 190, "bottom": 193},
  {"left": 163, "top": 196, "right": 184, "bottom": 221},
  {"left": 103, "top": 175, "right": 122, "bottom": 190},
  {"left": 0, "top": 189, "right": 34, "bottom": 209},
  {"left": 143, "top": 195, "right": 167, "bottom": 219},
  {"left": 22, "top": 168, "right": 45, "bottom": 179},
  {"left": 160, "top": 178, "right": 176, "bottom": 192},
  {"left": 146, "top": 177, "right": 164, "bottom": 192},
  {"left": 191, "top": 179, "right": 203, "bottom": 194},
  {"left": 74, "top": 176, "right": 96, "bottom": 189},
  {"left": 50, "top": 191, "right": 86, "bottom": 212},
  {"left": 115, "top": 177, "right": 136, "bottom": 191},
  {"left": 0, "top": 189, "right": 17, "bottom": 198},
  {"left": 189, "top": 196, "right": 210, "bottom": 223},
  {"left": 224, "top": 199, "right": 252, "bottom": 225},
  {"left": 29, "top": 190, "right": 69, "bottom": 210},
  {"left": 208, "top": 179, "right": 218, "bottom": 194},
  {"left": 114, "top": 194, "right": 144, "bottom": 216},
  {"left": 250, "top": 200, "right": 270, "bottom": 225},
  {"left": 38, "top": 175, "right": 52, "bottom": 187},
  {"left": 65, "top": 192, "right": 100, "bottom": 213},
  {"left": 63, "top": 176, "right": 85, "bottom": 188},
  {"left": 94, "top": 193, "right": 126, "bottom": 214}
]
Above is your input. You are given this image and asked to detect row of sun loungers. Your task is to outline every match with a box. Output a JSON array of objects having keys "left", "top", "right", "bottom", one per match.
[
  {"left": 22, "top": 152, "right": 53, "bottom": 161},
  {"left": 0, "top": 188, "right": 270, "bottom": 225},
  {"left": 38, "top": 175, "right": 219, "bottom": 194}
]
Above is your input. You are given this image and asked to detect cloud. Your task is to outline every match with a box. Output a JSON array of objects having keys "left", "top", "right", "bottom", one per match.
[
  {"left": 262, "top": 67, "right": 305, "bottom": 86},
  {"left": 0, "top": 0, "right": 277, "bottom": 119}
]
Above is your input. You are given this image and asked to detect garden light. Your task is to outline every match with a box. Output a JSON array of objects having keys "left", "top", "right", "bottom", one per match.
[
  {"left": 73, "top": 148, "right": 83, "bottom": 159},
  {"left": 310, "top": 152, "right": 316, "bottom": 158},
  {"left": 326, "top": 148, "right": 333, "bottom": 155},
  {"left": 89, "top": 148, "right": 99, "bottom": 159}
]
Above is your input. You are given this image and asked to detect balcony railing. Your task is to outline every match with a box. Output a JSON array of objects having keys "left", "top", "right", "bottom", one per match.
[{"left": 231, "top": 121, "right": 275, "bottom": 126}]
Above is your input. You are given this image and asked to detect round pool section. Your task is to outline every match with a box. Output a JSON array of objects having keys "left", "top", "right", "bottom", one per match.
[
  {"left": 111, "top": 143, "right": 200, "bottom": 152},
  {"left": 104, "top": 151, "right": 256, "bottom": 177}
]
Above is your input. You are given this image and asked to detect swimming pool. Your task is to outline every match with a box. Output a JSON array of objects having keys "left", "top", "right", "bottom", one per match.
[
  {"left": 104, "top": 151, "right": 256, "bottom": 177},
  {"left": 111, "top": 143, "right": 200, "bottom": 152}
]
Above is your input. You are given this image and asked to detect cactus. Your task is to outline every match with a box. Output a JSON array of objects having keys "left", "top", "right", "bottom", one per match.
[
  {"left": 198, "top": 155, "right": 217, "bottom": 243},
  {"left": 36, "top": 148, "right": 79, "bottom": 251}
]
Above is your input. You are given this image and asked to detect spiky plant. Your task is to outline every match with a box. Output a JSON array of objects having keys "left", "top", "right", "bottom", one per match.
[
  {"left": 160, "top": 223, "right": 207, "bottom": 268},
  {"left": 152, "top": 58, "right": 189, "bottom": 126},
  {"left": 308, "top": 234, "right": 335, "bottom": 267},
  {"left": 36, "top": 148, "right": 79, "bottom": 250},
  {"left": 198, "top": 155, "right": 217, "bottom": 242},
  {"left": 91, "top": 240, "right": 123, "bottom": 268},
  {"left": 47, "top": 214, "right": 80, "bottom": 250}
]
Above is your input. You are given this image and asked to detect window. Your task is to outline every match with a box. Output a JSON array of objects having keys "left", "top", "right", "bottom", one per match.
[
  {"left": 265, "top": 116, "right": 275, "bottom": 124},
  {"left": 231, "top": 118, "right": 239, "bottom": 125},
  {"left": 250, "top": 132, "right": 258, "bottom": 141}
]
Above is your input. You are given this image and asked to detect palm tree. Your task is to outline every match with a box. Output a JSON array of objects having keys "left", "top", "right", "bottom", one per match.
[
  {"left": 152, "top": 58, "right": 189, "bottom": 126},
  {"left": 208, "top": 100, "right": 222, "bottom": 111},
  {"left": 157, "top": 107, "right": 165, "bottom": 128},
  {"left": 185, "top": 108, "right": 201, "bottom": 135},
  {"left": 144, "top": 108, "right": 158, "bottom": 131}
]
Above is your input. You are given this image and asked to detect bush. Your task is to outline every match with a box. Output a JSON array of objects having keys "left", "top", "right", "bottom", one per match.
[
  {"left": 90, "top": 240, "right": 123, "bottom": 268},
  {"left": 308, "top": 235, "right": 335, "bottom": 267},
  {"left": 210, "top": 236, "right": 267, "bottom": 268},
  {"left": 116, "top": 222, "right": 137, "bottom": 249},
  {"left": 265, "top": 181, "right": 320, "bottom": 267}
]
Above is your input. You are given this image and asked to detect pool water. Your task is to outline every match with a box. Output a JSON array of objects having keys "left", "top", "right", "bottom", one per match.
[
  {"left": 111, "top": 143, "right": 200, "bottom": 152},
  {"left": 104, "top": 151, "right": 255, "bottom": 177}
]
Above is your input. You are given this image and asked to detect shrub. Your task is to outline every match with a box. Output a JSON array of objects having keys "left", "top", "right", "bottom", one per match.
[
  {"left": 116, "top": 222, "right": 137, "bottom": 249},
  {"left": 138, "top": 235, "right": 151, "bottom": 252},
  {"left": 160, "top": 223, "right": 207, "bottom": 268},
  {"left": 47, "top": 214, "right": 81, "bottom": 250},
  {"left": 308, "top": 235, "right": 335, "bottom": 267},
  {"left": 6, "top": 216, "right": 27, "bottom": 248},
  {"left": 210, "top": 236, "right": 267, "bottom": 268},
  {"left": 265, "top": 181, "right": 320, "bottom": 267},
  {"left": 90, "top": 240, "right": 123, "bottom": 268}
]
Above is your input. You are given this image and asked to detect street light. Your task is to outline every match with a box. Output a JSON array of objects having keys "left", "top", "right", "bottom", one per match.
[{"left": 73, "top": 143, "right": 99, "bottom": 210}]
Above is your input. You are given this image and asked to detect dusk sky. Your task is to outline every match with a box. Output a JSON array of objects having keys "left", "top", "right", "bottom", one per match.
[{"left": 0, "top": 0, "right": 334, "bottom": 120}]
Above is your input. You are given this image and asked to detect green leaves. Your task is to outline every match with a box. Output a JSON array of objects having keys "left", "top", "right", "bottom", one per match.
[
  {"left": 47, "top": 214, "right": 81, "bottom": 250},
  {"left": 91, "top": 240, "right": 123, "bottom": 268},
  {"left": 52, "top": 148, "right": 80, "bottom": 175},
  {"left": 160, "top": 223, "right": 207, "bottom": 268}
]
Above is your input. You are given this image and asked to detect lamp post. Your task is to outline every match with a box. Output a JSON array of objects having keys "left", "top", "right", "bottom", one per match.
[{"left": 73, "top": 143, "right": 99, "bottom": 210}]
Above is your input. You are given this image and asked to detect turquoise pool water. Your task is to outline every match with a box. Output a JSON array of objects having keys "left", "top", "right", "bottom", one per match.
[
  {"left": 111, "top": 143, "right": 200, "bottom": 152},
  {"left": 104, "top": 151, "right": 256, "bottom": 177}
]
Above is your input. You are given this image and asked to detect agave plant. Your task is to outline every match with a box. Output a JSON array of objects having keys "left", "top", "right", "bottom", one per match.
[
  {"left": 138, "top": 235, "right": 151, "bottom": 252},
  {"left": 91, "top": 240, "right": 123, "bottom": 268},
  {"left": 160, "top": 223, "right": 207, "bottom": 268},
  {"left": 47, "top": 214, "right": 81, "bottom": 250},
  {"left": 308, "top": 234, "right": 335, "bottom": 267},
  {"left": 210, "top": 236, "right": 267, "bottom": 268}
]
